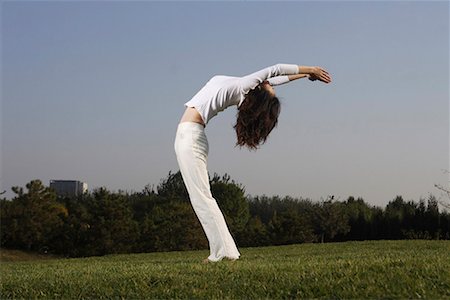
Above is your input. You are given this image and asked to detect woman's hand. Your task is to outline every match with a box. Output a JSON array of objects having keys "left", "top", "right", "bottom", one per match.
[
  {"left": 299, "top": 66, "right": 332, "bottom": 83},
  {"left": 308, "top": 67, "right": 332, "bottom": 83}
]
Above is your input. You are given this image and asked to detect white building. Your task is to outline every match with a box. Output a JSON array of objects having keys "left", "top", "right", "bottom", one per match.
[{"left": 49, "top": 180, "right": 88, "bottom": 197}]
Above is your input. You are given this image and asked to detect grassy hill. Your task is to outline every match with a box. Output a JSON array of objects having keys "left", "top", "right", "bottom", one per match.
[
  {"left": 1, "top": 240, "right": 449, "bottom": 299},
  {"left": 0, "top": 248, "right": 62, "bottom": 262}
]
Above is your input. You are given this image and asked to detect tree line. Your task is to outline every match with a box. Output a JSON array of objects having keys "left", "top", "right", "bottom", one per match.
[{"left": 1, "top": 172, "right": 449, "bottom": 257}]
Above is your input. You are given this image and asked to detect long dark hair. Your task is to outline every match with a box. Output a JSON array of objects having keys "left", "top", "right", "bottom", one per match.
[{"left": 234, "top": 86, "right": 281, "bottom": 150}]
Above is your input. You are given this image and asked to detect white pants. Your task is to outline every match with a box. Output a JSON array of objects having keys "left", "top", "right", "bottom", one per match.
[{"left": 174, "top": 122, "right": 240, "bottom": 262}]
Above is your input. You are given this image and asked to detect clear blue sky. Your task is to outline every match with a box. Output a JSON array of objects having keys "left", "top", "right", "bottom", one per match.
[{"left": 2, "top": 1, "right": 449, "bottom": 207}]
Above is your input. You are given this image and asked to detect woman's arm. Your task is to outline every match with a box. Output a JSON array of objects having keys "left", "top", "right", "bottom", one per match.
[
  {"left": 239, "top": 64, "right": 300, "bottom": 92},
  {"left": 267, "top": 72, "right": 329, "bottom": 86},
  {"left": 266, "top": 74, "right": 308, "bottom": 86},
  {"left": 240, "top": 64, "right": 331, "bottom": 92},
  {"left": 288, "top": 73, "right": 309, "bottom": 81}
]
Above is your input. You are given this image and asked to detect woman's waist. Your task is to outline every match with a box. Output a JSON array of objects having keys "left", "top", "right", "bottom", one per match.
[
  {"left": 177, "top": 121, "right": 205, "bottom": 132},
  {"left": 180, "top": 107, "right": 205, "bottom": 126}
]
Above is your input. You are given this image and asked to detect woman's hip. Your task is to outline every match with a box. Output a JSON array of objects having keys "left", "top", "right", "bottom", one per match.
[{"left": 174, "top": 122, "right": 209, "bottom": 159}]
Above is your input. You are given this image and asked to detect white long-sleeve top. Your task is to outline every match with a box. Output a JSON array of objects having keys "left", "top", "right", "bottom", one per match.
[{"left": 184, "top": 64, "right": 299, "bottom": 124}]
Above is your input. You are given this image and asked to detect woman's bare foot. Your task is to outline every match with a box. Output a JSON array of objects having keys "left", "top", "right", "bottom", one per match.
[{"left": 202, "top": 258, "right": 210, "bottom": 264}]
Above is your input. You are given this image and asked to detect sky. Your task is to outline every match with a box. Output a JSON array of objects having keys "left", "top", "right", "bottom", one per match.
[{"left": 1, "top": 1, "right": 449, "bottom": 207}]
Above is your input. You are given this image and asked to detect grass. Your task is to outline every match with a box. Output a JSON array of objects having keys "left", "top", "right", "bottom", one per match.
[
  {"left": 0, "top": 248, "right": 62, "bottom": 262},
  {"left": 1, "top": 240, "right": 449, "bottom": 299}
]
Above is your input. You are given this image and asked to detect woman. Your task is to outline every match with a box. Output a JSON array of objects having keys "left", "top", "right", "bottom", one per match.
[{"left": 174, "top": 64, "right": 331, "bottom": 263}]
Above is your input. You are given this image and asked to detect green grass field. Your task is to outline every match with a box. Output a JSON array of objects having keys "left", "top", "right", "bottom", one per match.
[{"left": 1, "top": 240, "right": 449, "bottom": 299}]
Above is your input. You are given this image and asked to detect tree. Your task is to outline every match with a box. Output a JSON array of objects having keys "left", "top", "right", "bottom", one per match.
[
  {"left": 81, "top": 188, "right": 139, "bottom": 256},
  {"left": 341, "top": 197, "right": 376, "bottom": 240},
  {"left": 156, "top": 171, "right": 189, "bottom": 203},
  {"left": 384, "top": 196, "right": 407, "bottom": 239},
  {"left": 141, "top": 201, "right": 208, "bottom": 252},
  {"left": 248, "top": 195, "right": 282, "bottom": 224},
  {"left": 313, "top": 198, "right": 350, "bottom": 243},
  {"left": 239, "top": 216, "right": 270, "bottom": 247},
  {"left": 262, "top": 196, "right": 316, "bottom": 245},
  {"left": 0, "top": 199, "right": 15, "bottom": 247},
  {"left": 434, "top": 169, "right": 450, "bottom": 210},
  {"left": 383, "top": 196, "right": 438, "bottom": 240},
  {"left": 0, "top": 180, "right": 68, "bottom": 252},
  {"left": 128, "top": 188, "right": 159, "bottom": 223},
  {"left": 425, "top": 195, "right": 440, "bottom": 239},
  {"left": 210, "top": 173, "right": 250, "bottom": 238},
  {"left": 55, "top": 193, "right": 96, "bottom": 257}
]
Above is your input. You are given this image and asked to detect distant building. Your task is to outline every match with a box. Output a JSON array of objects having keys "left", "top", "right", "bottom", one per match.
[{"left": 49, "top": 180, "right": 88, "bottom": 197}]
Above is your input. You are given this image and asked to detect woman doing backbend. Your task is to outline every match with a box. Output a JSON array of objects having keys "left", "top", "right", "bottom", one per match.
[{"left": 174, "top": 63, "right": 332, "bottom": 263}]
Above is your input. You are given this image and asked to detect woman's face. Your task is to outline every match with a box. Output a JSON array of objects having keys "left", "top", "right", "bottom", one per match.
[{"left": 261, "top": 81, "right": 276, "bottom": 97}]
